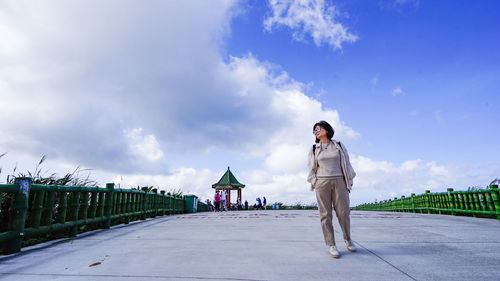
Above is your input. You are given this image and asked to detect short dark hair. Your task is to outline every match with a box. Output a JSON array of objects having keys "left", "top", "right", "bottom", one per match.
[{"left": 313, "top": 120, "right": 335, "bottom": 143}]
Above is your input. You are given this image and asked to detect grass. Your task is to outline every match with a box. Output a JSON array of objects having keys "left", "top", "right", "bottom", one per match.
[
  {"left": 0, "top": 153, "right": 100, "bottom": 253},
  {"left": 2, "top": 154, "right": 98, "bottom": 187}
]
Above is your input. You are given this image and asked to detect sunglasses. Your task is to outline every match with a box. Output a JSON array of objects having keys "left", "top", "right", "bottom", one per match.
[{"left": 313, "top": 127, "right": 322, "bottom": 134}]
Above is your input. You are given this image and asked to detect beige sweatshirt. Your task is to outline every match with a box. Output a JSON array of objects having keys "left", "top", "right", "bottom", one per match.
[
  {"left": 316, "top": 142, "right": 343, "bottom": 178},
  {"left": 307, "top": 140, "right": 356, "bottom": 191}
]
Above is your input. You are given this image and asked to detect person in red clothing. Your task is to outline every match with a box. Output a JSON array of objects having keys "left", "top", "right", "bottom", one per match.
[{"left": 214, "top": 190, "right": 221, "bottom": 212}]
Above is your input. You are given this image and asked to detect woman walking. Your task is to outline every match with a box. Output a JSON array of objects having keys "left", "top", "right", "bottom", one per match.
[
  {"left": 214, "top": 190, "right": 221, "bottom": 212},
  {"left": 307, "top": 120, "right": 357, "bottom": 258}
]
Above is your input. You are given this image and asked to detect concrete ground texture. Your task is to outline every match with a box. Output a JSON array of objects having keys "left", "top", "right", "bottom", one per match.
[{"left": 0, "top": 210, "right": 499, "bottom": 281}]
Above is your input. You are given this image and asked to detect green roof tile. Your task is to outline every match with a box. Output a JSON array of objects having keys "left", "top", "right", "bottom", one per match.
[{"left": 212, "top": 166, "right": 245, "bottom": 189}]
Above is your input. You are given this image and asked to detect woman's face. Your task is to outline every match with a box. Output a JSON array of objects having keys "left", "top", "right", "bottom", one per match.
[{"left": 314, "top": 125, "right": 327, "bottom": 139}]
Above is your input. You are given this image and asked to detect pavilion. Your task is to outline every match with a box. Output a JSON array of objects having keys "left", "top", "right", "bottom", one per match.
[{"left": 212, "top": 166, "right": 245, "bottom": 208}]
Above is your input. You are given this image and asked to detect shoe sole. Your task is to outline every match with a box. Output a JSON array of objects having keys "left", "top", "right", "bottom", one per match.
[
  {"left": 347, "top": 248, "right": 356, "bottom": 253},
  {"left": 329, "top": 252, "right": 340, "bottom": 258}
]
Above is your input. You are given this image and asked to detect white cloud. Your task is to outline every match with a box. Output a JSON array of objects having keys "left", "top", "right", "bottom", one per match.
[
  {"left": 242, "top": 170, "right": 314, "bottom": 205},
  {"left": 111, "top": 167, "right": 315, "bottom": 206},
  {"left": 0, "top": 0, "right": 240, "bottom": 172},
  {"left": 264, "top": 0, "right": 358, "bottom": 49},
  {"left": 0, "top": 1, "right": 360, "bottom": 203},
  {"left": 112, "top": 167, "right": 219, "bottom": 200},
  {"left": 108, "top": 155, "right": 500, "bottom": 206},
  {"left": 0, "top": 23, "right": 28, "bottom": 56},
  {"left": 348, "top": 154, "right": 499, "bottom": 205},
  {"left": 265, "top": 144, "right": 306, "bottom": 172},
  {"left": 1, "top": 1, "right": 496, "bottom": 208},
  {"left": 391, "top": 87, "right": 405, "bottom": 96},
  {"left": 370, "top": 75, "right": 378, "bottom": 86},
  {"left": 222, "top": 54, "right": 360, "bottom": 161},
  {"left": 124, "top": 128, "right": 164, "bottom": 162}
]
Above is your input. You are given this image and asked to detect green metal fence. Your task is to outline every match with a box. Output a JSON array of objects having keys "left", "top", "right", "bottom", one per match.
[
  {"left": 0, "top": 177, "right": 209, "bottom": 255},
  {"left": 355, "top": 185, "right": 500, "bottom": 221}
]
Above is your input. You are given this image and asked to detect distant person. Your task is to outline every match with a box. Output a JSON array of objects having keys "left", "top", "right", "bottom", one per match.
[
  {"left": 263, "top": 197, "right": 267, "bottom": 210},
  {"left": 214, "top": 190, "right": 220, "bottom": 212},
  {"left": 220, "top": 190, "right": 227, "bottom": 211},
  {"left": 244, "top": 200, "right": 248, "bottom": 210},
  {"left": 307, "top": 120, "right": 357, "bottom": 259},
  {"left": 206, "top": 199, "right": 214, "bottom": 211},
  {"left": 237, "top": 198, "right": 242, "bottom": 210},
  {"left": 256, "top": 197, "right": 262, "bottom": 210}
]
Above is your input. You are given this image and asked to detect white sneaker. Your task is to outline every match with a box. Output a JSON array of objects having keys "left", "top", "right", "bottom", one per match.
[
  {"left": 329, "top": 246, "right": 340, "bottom": 258},
  {"left": 345, "top": 240, "right": 356, "bottom": 252}
]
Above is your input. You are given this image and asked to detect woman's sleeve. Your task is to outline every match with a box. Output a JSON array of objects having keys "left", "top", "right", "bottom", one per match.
[
  {"left": 307, "top": 146, "right": 317, "bottom": 187},
  {"left": 340, "top": 142, "right": 356, "bottom": 179}
]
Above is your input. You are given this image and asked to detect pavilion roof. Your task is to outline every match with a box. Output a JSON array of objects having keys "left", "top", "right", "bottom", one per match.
[{"left": 212, "top": 167, "right": 245, "bottom": 189}]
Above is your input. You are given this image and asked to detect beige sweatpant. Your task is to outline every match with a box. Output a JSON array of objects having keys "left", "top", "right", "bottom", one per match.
[{"left": 315, "top": 177, "right": 351, "bottom": 246}]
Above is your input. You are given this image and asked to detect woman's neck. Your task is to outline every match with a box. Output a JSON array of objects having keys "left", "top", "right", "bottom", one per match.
[{"left": 319, "top": 137, "right": 329, "bottom": 144}]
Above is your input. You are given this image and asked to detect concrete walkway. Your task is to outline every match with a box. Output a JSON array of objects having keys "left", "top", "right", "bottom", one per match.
[{"left": 0, "top": 210, "right": 499, "bottom": 281}]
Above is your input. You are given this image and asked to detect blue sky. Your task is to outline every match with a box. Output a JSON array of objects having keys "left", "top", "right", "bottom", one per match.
[
  {"left": 0, "top": 0, "right": 499, "bottom": 206},
  {"left": 227, "top": 0, "right": 500, "bottom": 164}
]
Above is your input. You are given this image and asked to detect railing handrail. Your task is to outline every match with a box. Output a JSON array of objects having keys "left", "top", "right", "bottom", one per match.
[
  {"left": 0, "top": 178, "right": 208, "bottom": 255},
  {"left": 355, "top": 185, "right": 500, "bottom": 221}
]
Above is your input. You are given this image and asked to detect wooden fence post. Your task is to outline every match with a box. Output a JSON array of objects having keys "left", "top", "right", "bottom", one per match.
[
  {"left": 68, "top": 187, "right": 81, "bottom": 237},
  {"left": 89, "top": 190, "right": 98, "bottom": 219},
  {"left": 410, "top": 193, "right": 416, "bottom": 213},
  {"left": 104, "top": 183, "right": 115, "bottom": 229},
  {"left": 160, "top": 191, "right": 166, "bottom": 216},
  {"left": 3, "top": 177, "right": 31, "bottom": 255},
  {"left": 473, "top": 192, "right": 481, "bottom": 215},
  {"left": 490, "top": 185, "right": 500, "bottom": 221},
  {"left": 141, "top": 187, "right": 148, "bottom": 220},
  {"left": 447, "top": 188, "right": 456, "bottom": 215},
  {"left": 41, "top": 190, "right": 56, "bottom": 227},
  {"left": 152, "top": 189, "right": 158, "bottom": 218},
  {"left": 31, "top": 189, "right": 45, "bottom": 228},
  {"left": 425, "top": 190, "right": 431, "bottom": 214}
]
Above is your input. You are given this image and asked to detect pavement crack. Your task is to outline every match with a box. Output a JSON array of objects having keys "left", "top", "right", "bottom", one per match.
[{"left": 353, "top": 240, "right": 418, "bottom": 281}]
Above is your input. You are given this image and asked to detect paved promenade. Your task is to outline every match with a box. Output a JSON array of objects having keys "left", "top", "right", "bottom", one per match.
[{"left": 0, "top": 210, "right": 499, "bottom": 281}]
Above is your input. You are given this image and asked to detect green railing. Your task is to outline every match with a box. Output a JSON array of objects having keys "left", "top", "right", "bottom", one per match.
[
  {"left": 355, "top": 185, "right": 500, "bottom": 221},
  {"left": 196, "top": 201, "right": 211, "bottom": 212},
  {"left": 0, "top": 178, "right": 209, "bottom": 255}
]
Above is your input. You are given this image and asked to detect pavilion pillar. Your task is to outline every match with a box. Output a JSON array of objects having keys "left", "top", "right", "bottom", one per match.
[
  {"left": 238, "top": 189, "right": 242, "bottom": 202},
  {"left": 227, "top": 189, "right": 230, "bottom": 207}
]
